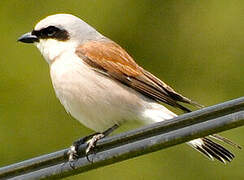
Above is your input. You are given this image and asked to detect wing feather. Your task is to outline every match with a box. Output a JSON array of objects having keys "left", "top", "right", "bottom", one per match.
[{"left": 76, "top": 40, "right": 200, "bottom": 112}]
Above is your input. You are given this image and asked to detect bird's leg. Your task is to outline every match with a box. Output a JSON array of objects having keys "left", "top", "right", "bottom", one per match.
[
  {"left": 67, "top": 132, "right": 98, "bottom": 161},
  {"left": 67, "top": 124, "right": 119, "bottom": 161}
]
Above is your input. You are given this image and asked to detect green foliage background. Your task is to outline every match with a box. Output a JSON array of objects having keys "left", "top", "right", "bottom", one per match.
[{"left": 0, "top": 1, "right": 243, "bottom": 179}]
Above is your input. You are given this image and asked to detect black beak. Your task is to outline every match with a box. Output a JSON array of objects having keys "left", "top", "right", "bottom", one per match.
[{"left": 17, "top": 32, "right": 39, "bottom": 43}]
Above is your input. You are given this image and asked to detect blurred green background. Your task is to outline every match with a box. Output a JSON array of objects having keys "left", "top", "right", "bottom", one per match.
[{"left": 0, "top": 0, "right": 243, "bottom": 179}]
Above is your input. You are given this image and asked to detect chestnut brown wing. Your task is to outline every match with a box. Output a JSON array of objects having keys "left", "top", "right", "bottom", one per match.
[{"left": 76, "top": 40, "right": 201, "bottom": 112}]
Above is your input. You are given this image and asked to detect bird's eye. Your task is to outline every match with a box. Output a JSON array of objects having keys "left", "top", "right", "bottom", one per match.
[
  {"left": 45, "top": 26, "right": 58, "bottom": 37},
  {"left": 40, "top": 26, "right": 60, "bottom": 38},
  {"left": 34, "top": 26, "right": 69, "bottom": 41},
  {"left": 47, "top": 30, "right": 55, "bottom": 36}
]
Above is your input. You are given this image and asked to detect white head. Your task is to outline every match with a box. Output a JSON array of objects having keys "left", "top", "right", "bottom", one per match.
[{"left": 18, "top": 14, "right": 104, "bottom": 64}]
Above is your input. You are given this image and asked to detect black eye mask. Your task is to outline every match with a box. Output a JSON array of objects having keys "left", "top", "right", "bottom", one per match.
[{"left": 32, "top": 26, "right": 69, "bottom": 41}]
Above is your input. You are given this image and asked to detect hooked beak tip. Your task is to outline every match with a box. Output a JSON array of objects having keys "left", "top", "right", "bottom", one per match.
[{"left": 17, "top": 32, "right": 39, "bottom": 43}]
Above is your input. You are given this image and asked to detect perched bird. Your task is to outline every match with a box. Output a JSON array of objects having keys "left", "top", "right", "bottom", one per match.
[{"left": 18, "top": 14, "right": 240, "bottom": 163}]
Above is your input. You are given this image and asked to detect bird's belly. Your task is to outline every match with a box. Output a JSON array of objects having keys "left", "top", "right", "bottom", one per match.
[{"left": 50, "top": 55, "right": 146, "bottom": 132}]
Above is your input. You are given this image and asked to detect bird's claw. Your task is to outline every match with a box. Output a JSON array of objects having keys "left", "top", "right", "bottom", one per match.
[
  {"left": 67, "top": 133, "right": 105, "bottom": 162},
  {"left": 86, "top": 133, "right": 105, "bottom": 155},
  {"left": 67, "top": 145, "right": 79, "bottom": 162}
]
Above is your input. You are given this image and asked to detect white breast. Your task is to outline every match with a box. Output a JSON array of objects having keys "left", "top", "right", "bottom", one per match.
[{"left": 49, "top": 50, "right": 151, "bottom": 132}]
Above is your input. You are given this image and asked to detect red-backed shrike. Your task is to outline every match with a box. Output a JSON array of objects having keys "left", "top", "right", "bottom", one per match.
[{"left": 18, "top": 14, "right": 240, "bottom": 163}]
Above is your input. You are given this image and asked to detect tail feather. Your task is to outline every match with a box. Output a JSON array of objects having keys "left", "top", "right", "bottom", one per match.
[
  {"left": 144, "top": 103, "right": 241, "bottom": 163},
  {"left": 203, "top": 138, "right": 234, "bottom": 163},
  {"left": 210, "top": 134, "right": 242, "bottom": 149},
  {"left": 201, "top": 141, "right": 227, "bottom": 163},
  {"left": 193, "top": 144, "right": 214, "bottom": 161},
  {"left": 188, "top": 137, "right": 238, "bottom": 164}
]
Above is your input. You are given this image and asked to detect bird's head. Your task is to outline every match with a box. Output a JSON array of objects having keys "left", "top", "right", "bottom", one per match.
[{"left": 18, "top": 14, "right": 103, "bottom": 64}]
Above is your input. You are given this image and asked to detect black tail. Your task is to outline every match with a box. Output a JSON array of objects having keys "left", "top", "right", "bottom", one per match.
[{"left": 188, "top": 136, "right": 241, "bottom": 164}]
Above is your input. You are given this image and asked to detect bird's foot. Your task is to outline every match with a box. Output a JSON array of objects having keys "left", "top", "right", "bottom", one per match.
[
  {"left": 67, "top": 133, "right": 105, "bottom": 162},
  {"left": 67, "top": 124, "right": 119, "bottom": 162},
  {"left": 85, "top": 133, "right": 105, "bottom": 155},
  {"left": 67, "top": 135, "right": 91, "bottom": 162},
  {"left": 67, "top": 145, "right": 77, "bottom": 162}
]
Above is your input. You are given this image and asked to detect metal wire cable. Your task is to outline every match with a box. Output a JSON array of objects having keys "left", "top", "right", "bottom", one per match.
[{"left": 0, "top": 97, "right": 243, "bottom": 180}]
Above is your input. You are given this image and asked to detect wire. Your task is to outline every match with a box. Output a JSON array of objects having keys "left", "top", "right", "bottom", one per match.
[{"left": 0, "top": 97, "right": 243, "bottom": 180}]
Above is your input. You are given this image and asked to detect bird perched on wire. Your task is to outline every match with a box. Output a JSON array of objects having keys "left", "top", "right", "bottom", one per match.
[{"left": 18, "top": 14, "right": 241, "bottom": 163}]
